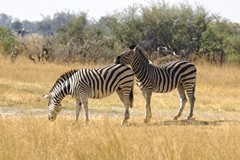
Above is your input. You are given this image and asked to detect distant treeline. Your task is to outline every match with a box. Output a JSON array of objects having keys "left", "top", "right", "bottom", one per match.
[{"left": 0, "top": 1, "right": 240, "bottom": 63}]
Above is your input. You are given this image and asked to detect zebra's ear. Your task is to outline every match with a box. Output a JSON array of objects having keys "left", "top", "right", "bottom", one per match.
[
  {"left": 134, "top": 45, "right": 141, "bottom": 52},
  {"left": 42, "top": 94, "right": 50, "bottom": 99},
  {"left": 129, "top": 44, "right": 137, "bottom": 50}
]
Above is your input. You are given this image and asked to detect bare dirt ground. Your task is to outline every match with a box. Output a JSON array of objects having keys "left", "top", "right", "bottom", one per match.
[{"left": 1, "top": 106, "right": 240, "bottom": 125}]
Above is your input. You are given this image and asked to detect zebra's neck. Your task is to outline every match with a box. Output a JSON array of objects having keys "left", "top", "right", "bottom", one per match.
[
  {"left": 49, "top": 69, "right": 78, "bottom": 103},
  {"left": 50, "top": 79, "right": 73, "bottom": 103},
  {"left": 131, "top": 52, "right": 150, "bottom": 80}
]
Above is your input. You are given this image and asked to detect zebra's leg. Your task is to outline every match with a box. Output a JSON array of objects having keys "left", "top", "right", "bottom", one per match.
[
  {"left": 116, "top": 88, "right": 130, "bottom": 125},
  {"left": 174, "top": 84, "right": 187, "bottom": 120},
  {"left": 122, "top": 106, "right": 130, "bottom": 126},
  {"left": 116, "top": 88, "right": 125, "bottom": 104},
  {"left": 143, "top": 91, "right": 152, "bottom": 123},
  {"left": 186, "top": 84, "right": 196, "bottom": 120},
  {"left": 75, "top": 99, "right": 82, "bottom": 122},
  {"left": 81, "top": 96, "right": 89, "bottom": 124}
]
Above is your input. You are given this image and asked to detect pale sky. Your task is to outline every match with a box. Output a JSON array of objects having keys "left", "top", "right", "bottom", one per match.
[{"left": 1, "top": 0, "right": 240, "bottom": 22}]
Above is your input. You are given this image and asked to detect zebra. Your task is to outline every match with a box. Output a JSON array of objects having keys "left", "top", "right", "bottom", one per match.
[
  {"left": 114, "top": 45, "right": 197, "bottom": 123},
  {"left": 43, "top": 63, "right": 134, "bottom": 125}
]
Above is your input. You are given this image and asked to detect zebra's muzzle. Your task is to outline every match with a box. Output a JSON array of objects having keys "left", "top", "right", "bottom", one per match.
[{"left": 48, "top": 114, "right": 56, "bottom": 121}]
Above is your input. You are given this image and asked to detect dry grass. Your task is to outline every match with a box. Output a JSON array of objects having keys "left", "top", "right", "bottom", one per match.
[
  {"left": 196, "top": 63, "right": 240, "bottom": 112},
  {"left": 1, "top": 55, "right": 240, "bottom": 113},
  {"left": 0, "top": 55, "right": 109, "bottom": 109},
  {"left": 1, "top": 55, "right": 240, "bottom": 159},
  {"left": 1, "top": 117, "right": 240, "bottom": 160}
]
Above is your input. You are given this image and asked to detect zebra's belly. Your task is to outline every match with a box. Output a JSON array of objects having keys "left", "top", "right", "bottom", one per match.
[
  {"left": 153, "top": 87, "right": 176, "bottom": 93},
  {"left": 88, "top": 89, "right": 114, "bottom": 99},
  {"left": 137, "top": 80, "right": 177, "bottom": 93},
  {"left": 153, "top": 83, "right": 177, "bottom": 93}
]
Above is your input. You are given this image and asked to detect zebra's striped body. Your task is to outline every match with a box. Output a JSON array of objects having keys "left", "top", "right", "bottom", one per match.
[
  {"left": 115, "top": 45, "right": 197, "bottom": 122},
  {"left": 136, "top": 61, "right": 196, "bottom": 94},
  {"left": 43, "top": 63, "right": 134, "bottom": 124}
]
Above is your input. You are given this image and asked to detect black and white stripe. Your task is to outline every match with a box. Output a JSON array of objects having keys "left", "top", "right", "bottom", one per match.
[
  {"left": 115, "top": 45, "right": 197, "bottom": 122},
  {"left": 43, "top": 63, "right": 134, "bottom": 124}
]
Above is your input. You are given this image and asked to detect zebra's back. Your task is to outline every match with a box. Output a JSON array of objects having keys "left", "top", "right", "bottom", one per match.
[
  {"left": 76, "top": 64, "right": 134, "bottom": 99},
  {"left": 153, "top": 60, "right": 197, "bottom": 93}
]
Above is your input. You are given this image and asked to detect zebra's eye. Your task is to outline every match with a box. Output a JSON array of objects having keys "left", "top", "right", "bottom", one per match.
[
  {"left": 48, "top": 100, "right": 51, "bottom": 106},
  {"left": 127, "top": 52, "right": 133, "bottom": 58}
]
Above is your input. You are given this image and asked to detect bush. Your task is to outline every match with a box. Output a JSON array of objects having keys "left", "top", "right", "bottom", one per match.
[
  {"left": 227, "top": 53, "right": 240, "bottom": 63},
  {"left": 0, "top": 26, "right": 15, "bottom": 54}
]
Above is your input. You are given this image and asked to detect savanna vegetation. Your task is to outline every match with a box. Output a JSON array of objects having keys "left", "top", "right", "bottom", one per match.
[
  {"left": 1, "top": 1, "right": 240, "bottom": 159},
  {"left": 1, "top": 117, "right": 240, "bottom": 160},
  {"left": 0, "top": 1, "right": 240, "bottom": 63},
  {"left": 1, "top": 54, "right": 240, "bottom": 159}
]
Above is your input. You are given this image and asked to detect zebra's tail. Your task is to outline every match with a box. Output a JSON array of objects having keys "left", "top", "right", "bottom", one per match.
[{"left": 129, "top": 85, "right": 134, "bottom": 108}]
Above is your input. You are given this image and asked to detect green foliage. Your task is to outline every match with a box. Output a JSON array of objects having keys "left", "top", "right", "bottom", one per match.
[
  {"left": 11, "top": 21, "right": 22, "bottom": 31},
  {"left": 57, "top": 13, "right": 87, "bottom": 45},
  {"left": 51, "top": 1, "right": 240, "bottom": 63},
  {"left": 54, "top": 13, "right": 122, "bottom": 62},
  {"left": 227, "top": 53, "right": 240, "bottom": 63},
  {"left": 2, "top": 1, "right": 240, "bottom": 63},
  {"left": 103, "top": 1, "right": 210, "bottom": 53},
  {"left": 37, "top": 16, "right": 53, "bottom": 35},
  {"left": 0, "top": 26, "right": 15, "bottom": 54},
  {"left": 141, "top": 1, "right": 176, "bottom": 49},
  {"left": 110, "top": 5, "right": 144, "bottom": 45}
]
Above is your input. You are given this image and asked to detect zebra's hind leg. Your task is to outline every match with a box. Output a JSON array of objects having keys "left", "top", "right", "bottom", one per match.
[
  {"left": 81, "top": 96, "right": 89, "bottom": 124},
  {"left": 174, "top": 84, "right": 187, "bottom": 120},
  {"left": 116, "top": 88, "right": 130, "bottom": 125},
  {"left": 186, "top": 84, "right": 196, "bottom": 120},
  {"left": 75, "top": 99, "right": 82, "bottom": 122}
]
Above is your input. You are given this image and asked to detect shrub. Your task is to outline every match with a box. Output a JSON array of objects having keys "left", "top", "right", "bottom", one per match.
[{"left": 0, "top": 26, "right": 15, "bottom": 55}]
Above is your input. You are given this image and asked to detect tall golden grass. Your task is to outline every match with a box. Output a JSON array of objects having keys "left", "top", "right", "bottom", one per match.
[
  {"left": 1, "top": 117, "right": 240, "bottom": 160},
  {"left": 1, "top": 55, "right": 240, "bottom": 112},
  {"left": 1, "top": 55, "right": 240, "bottom": 159}
]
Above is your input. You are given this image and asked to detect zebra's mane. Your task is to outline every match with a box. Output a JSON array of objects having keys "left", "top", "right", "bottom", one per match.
[
  {"left": 50, "top": 69, "right": 78, "bottom": 92},
  {"left": 136, "top": 46, "right": 151, "bottom": 64}
]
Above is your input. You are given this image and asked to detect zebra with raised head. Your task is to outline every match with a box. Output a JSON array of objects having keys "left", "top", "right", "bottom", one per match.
[
  {"left": 114, "top": 45, "right": 197, "bottom": 123},
  {"left": 43, "top": 63, "right": 134, "bottom": 125}
]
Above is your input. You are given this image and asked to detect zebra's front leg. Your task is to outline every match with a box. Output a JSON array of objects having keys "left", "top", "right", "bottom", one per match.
[
  {"left": 82, "top": 99, "right": 89, "bottom": 124},
  {"left": 122, "top": 107, "right": 130, "bottom": 125},
  {"left": 75, "top": 99, "right": 82, "bottom": 122},
  {"left": 143, "top": 92, "right": 152, "bottom": 123}
]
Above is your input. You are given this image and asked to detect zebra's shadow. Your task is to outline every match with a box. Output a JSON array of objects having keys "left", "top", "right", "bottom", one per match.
[
  {"left": 152, "top": 119, "right": 240, "bottom": 126},
  {"left": 158, "top": 119, "right": 219, "bottom": 126},
  {"left": 140, "top": 119, "right": 240, "bottom": 126}
]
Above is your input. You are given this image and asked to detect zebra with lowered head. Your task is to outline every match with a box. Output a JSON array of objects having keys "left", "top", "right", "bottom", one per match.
[
  {"left": 43, "top": 63, "right": 134, "bottom": 125},
  {"left": 114, "top": 45, "right": 197, "bottom": 123}
]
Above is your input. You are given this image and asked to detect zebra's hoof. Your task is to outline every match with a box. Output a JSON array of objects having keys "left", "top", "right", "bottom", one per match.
[
  {"left": 144, "top": 119, "right": 150, "bottom": 123},
  {"left": 173, "top": 116, "right": 178, "bottom": 121},
  {"left": 121, "top": 120, "right": 129, "bottom": 126},
  {"left": 121, "top": 121, "right": 131, "bottom": 126},
  {"left": 84, "top": 120, "right": 89, "bottom": 125},
  {"left": 187, "top": 117, "right": 195, "bottom": 121},
  {"left": 72, "top": 121, "right": 78, "bottom": 126}
]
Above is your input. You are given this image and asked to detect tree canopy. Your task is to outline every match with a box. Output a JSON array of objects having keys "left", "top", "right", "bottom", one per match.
[{"left": 0, "top": 1, "right": 240, "bottom": 63}]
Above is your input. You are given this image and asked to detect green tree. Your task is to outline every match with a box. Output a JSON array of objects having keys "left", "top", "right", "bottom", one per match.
[
  {"left": 11, "top": 20, "right": 22, "bottom": 31},
  {"left": 0, "top": 26, "right": 15, "bottom": 54},
  {"left": 37, "top": 16, "right": 53, "bottom": 35}
]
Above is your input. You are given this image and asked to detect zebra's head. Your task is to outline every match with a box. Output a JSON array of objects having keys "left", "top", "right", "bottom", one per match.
[
  {"left": 114, "top": 44, "right": 139, "bottom": 65},
  {"left": 43, "top": 94, "right": 62, "bottom": 121}
]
